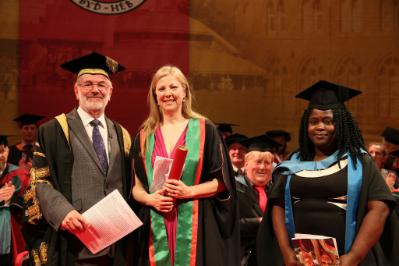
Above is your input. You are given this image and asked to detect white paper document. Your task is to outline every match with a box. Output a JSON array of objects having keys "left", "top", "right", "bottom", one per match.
[
  {"left": 75, "top": 189, "right": 143, "bottom": 254},
  {"left": 149, "top": 156, "right": 173, "bottom": 193}
]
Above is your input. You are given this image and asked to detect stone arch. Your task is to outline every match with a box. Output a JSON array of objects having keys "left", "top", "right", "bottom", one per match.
[
  {"left": 300, "top": 0, "right": 323, "bottom": 33},
  {"left": 265, "top": 57, "right": 290, "bottom": 113},
  {"left": 265, "top": 0, "right": 286, "bottom": 34},
  {"left": 334, "top": 56, "right": 363, "bottom": 116},
  {"left": 339, "top": 0, "right": 363, "bottom": 33},
  {"left": 296, "top": 56, "right": 326, "bottom": 115},
  {"left": 380, "top": 0, "right": 399, "bottom": 31},
  {"left": 375, "top": 55, "right": 399, "bottom": 119}
]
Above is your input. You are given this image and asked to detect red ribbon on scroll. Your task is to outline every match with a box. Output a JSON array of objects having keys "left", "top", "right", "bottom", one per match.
[{"left": 168, "top": 146, "right": 188, "bottom": 180}]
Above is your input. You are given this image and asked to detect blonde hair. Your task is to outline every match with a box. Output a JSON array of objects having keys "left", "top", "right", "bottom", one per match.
[
  {"left": 245, "top": 151, "right": 274, "bottom": 163},
  {"left": 140, "top": 65, "right": 204, "bottom": 154}
]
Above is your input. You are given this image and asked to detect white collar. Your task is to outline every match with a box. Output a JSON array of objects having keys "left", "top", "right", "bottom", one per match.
[
  {"left": 296, "top": 159, "right": 348, "bottom": 178},
  {"left": 232, "top": 166, "right": 244, "bottom": 172},
  {"left": 77, "top": 107, "right": 106, "bottom": 128}
]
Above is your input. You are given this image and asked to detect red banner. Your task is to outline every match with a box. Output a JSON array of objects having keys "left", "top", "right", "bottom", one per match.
[{"left": 19, "top": 0, "right": 189, "bottom": 134}]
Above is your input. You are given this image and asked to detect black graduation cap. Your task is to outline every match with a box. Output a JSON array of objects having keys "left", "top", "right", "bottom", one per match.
[
  {"left": 241, "top": 134, "right": 281, "bottom": 153},
  {"left": 296, "top": 80, "right": 361, "bottom": 109},
  {"left": 0, "top": 135, "right": 9, "bottom": 146},
  {"left": 266, "top": 130, "right": 291, "bottom": 142},
  {"left": 225, "top": 133, "right": 248, "bottom": 147},
  {"left": 382, "top": 127, "right": 399, "bottom": 145},
  {"left": 13, "top": 113, "right": 44, "bottom": 126},
  {"left": 217, "top": 123, "right": 238, "bottom": 134},
  {"left": 60, "top": 52, "right": 125, "bottom": 78}
]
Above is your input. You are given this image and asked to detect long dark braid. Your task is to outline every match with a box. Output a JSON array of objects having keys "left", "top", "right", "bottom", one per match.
[{"left": 298, "top": 107, "right": 366, "bottom": 166}]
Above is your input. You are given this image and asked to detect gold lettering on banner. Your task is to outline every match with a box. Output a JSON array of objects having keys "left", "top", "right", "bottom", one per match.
[{"left": 70, "top": 0, "right": 146, "bottom": 15}]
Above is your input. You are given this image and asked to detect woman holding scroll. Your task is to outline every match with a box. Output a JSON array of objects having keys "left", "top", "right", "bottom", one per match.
[{"left": 131, "top": 65, "right": 239, "bottom": 266}]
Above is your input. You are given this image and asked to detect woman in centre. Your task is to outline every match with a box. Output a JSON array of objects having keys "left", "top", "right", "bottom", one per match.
[{"left": 131, "top": 65, "right": 239, "bottom": 266}]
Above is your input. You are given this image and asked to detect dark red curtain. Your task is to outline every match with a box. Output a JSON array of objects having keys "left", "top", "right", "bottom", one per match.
[{"left": 19, "top": 0, "right": 189, "bottom": 134}]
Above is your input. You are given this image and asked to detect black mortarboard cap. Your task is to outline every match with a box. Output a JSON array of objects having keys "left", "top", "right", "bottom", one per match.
[
  {"left": 225, "top": 133, "right": 248, "bottom": 147},
  {"left": 60, "top": 52, "right": 125, "bottom": 78},
  {"left": 266, "top": 130, "right": 291, "bottom": 142},
  {"left": 13, "top": 113, "right": 44, "bottom": 126},
  {"left": 382, "top": 127, "right": 399, "bottom": 145},
  {"left": 0, "top": 135, "right": 9, "bottom": 146},
  {"left": 296, "top": 80, "right": 361, "bottom": 109},
  {"left": 217, "top": 123, "right": 238, "bottom": 134},
  {"left": 390, "top": 149, "right": 399, "bottom": 157},
  {"left": 241, "top": 134, "right": 281, "bottom": 153}
]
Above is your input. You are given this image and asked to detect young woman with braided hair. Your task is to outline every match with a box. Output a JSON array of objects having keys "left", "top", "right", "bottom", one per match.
[{"left": 256, "top": 81, "right": 399, "bottom": 266}]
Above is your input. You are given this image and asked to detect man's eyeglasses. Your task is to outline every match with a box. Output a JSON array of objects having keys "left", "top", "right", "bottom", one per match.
[{"left": 78, "top": 82, "right": 110, "bottom": 90}]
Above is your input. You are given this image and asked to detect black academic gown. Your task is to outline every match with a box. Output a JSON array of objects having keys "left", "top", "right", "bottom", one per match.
[
  {"left": 256, "top": 155, "right": 399, "bottom": 266},
  {"left": 132, "top": 119, "right": 240, "bottom": 266},
  {"left": 23, "top": 111, "right": 133, "bottom": 266},
  {"left": 236, "top": 176, "right": 265, "bottom": 266},
  {"left": 7, "top": 144, "right": 22, "bottom": 166},
  {"left": 8, "top": 143, "right": 34, "bottom": 166}
]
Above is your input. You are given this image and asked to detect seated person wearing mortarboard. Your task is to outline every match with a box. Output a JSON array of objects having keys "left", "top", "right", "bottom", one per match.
[
  {"left": 236, "top": 134, "right": 279, "bottom": 266},
  {"left": 256, "top": 80, "right": 399, "bottom": 266},
  {"left": 225, "top": 133, "right": 248, "bottom": 178},
  {"left": 8, "top": 113, "right": 44, "bottom": 170},
  {"left": 266, "top": 129, "right": 291, "bottom": 162},
  {"left": 217, "top": 122, "right": 237, "bottom": 139},
  {"left": 382, "top": 127, "right": 399, "bottom": 188},
  {"left": 0, "top": 136, "right": 29, "bottom": 266}
]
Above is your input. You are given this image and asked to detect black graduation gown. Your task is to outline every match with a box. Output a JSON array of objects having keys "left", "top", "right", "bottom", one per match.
[
  {"left": 131, "top": 119, "right": 240, "bottom": 266},
  {"left": 23, "top": 112, "right": 133, "bottom": 266},
  {"left": 8, "top": 143, "right": 35, "bottom": 166},
  {"left": 236, "top": 175, "right": 264, "bottom": 266},
  {"left": 8, "top": 144, "right": 23, "bottom": 166},
  {"left": 255, "top": 155, "right": 399, "bottom": 266}
]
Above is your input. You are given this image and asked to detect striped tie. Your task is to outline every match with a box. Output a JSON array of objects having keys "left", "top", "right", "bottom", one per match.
[{"left": 90, "top": 119, "right": 108, "bottom": 174}]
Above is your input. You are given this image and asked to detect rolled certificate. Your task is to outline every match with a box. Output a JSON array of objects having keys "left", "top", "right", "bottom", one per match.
[{"left": 168, "top": 146, "right": 188, "bottom": 180}]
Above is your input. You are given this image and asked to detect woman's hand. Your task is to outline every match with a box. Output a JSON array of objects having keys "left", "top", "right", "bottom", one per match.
[
  {"left": 339, "top": 253, "right": 360, "bottom": 266},
  {"left": 147, "top": 189, "right": 175, "bottom": 213},
  {"left": 282, "top": 249, "right": 299, "bottom": 266},
  {"left": 163, "top": 179, "right": 192, "bottom": 199}
]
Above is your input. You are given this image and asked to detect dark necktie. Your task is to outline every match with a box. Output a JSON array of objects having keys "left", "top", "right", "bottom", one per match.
[
  {"left": 23, "top": 144, "right": 34, "bottom": 160},
  {"left": 254, "top": 185, "right": 267, "bottom": 213},
  {"left": 90, "top": 119, "right": 108, "bottom": 174},
  {"left": 235, "top": 168, "right": 243, "bottom": 177}
]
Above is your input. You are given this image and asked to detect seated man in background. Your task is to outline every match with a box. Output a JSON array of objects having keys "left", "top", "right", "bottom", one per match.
[
  {"left": 225, "top": 133, "right": 248, "bottom": 178},
  {"left": 367, "top": 142, "right": 388, "bottom": 173},
  {"left": 382, "top": 127, "right": 399, "bottom": 188},
  {"left": 8, "top": 113, "right": 44, "bottom": 171},
  {"left": 266, "top": 129, "right": 291, "bottom": 162}
]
